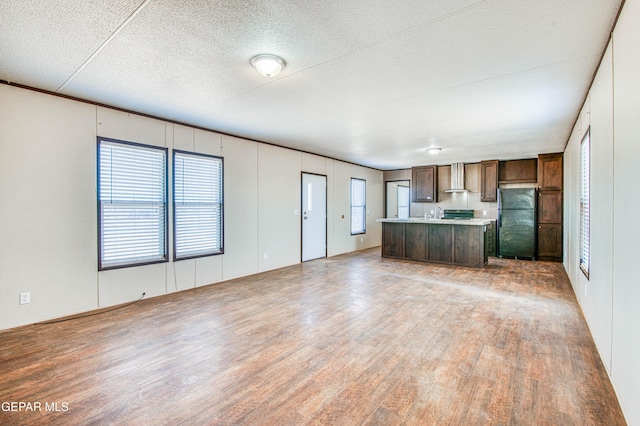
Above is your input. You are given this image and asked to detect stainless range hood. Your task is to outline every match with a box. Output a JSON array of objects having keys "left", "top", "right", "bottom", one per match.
[{"left": 444, "top": 162, "right": 468, "bottom": 193}]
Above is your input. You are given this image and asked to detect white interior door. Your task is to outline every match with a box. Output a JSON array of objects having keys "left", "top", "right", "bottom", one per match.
[{"left": 302, "top": 173, "right": 327, "bottom": 262}]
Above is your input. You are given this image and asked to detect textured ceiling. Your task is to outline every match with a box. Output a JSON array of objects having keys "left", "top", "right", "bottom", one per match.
[{"left": 0, "top": 0, "right": 623, "bottom": 169}]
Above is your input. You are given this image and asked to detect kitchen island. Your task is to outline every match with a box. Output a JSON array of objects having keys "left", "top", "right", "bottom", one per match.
[{"left": 378, "top": 218, "right": 492, "bottom": 268}]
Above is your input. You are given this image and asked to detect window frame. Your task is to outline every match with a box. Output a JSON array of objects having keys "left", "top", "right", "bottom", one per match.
[
  {"left": 97, "top": 137, "right": 169, "bottom": 271},
  {"left": 580, "top": 128, "right": 590, "bottom": 279},
  {"left": 350, "top": 177, "right": 367, "bottom": 235},
  {"left": 172, "top": 150, "right": 224, "bottom": 261}
]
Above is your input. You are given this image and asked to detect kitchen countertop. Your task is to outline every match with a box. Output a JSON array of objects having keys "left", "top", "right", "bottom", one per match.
[{"left": 377, "top": 218, "right": 492, "bottom": 226}]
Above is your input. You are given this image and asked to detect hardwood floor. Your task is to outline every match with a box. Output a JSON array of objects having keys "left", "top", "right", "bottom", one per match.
[{"left": 0, "top": 248, "right": 626, "bottom": 425}]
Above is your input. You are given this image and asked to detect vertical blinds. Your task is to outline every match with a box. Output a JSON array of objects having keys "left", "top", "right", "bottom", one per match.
[
  {"left": 173, "top": 151, "right": 223, "bottom": 259},
  {"left": 98, "top": 139, "right": 167, "bottom": 269},
  {"left": 351, "top": 178, "right": 366, "bottom": 234},
  {"left": 580, "top": 131, "right": 590, "bottom": 277}
]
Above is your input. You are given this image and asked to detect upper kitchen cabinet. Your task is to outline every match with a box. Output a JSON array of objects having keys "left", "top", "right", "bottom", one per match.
[
  {"left": 480, "top": 160, "right": 499, "bottom": 202},
  {"left": 538, "top": 153, "right": 563, "bottom": 190},
  {"left": 498, "top": 159, "right": 537, "bottom": 183},
  {"left": 412, "top": 165, "right": 438, "bottom": 202}
]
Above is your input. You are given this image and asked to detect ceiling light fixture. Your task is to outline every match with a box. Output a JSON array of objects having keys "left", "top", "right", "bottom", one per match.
[
  {"left": 428, "top": 147, "right": 442, "bottom": 155},
  {"left": 250, "top": 54, "right": 286, "bottom": 77}
]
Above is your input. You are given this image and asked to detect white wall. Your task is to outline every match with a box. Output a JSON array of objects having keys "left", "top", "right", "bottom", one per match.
[
  {"left": 563, "top": 0, "right": 640, "bottom": 423},
  {"left": 0, "top": 84, "right": 383, "bottom": 330}
]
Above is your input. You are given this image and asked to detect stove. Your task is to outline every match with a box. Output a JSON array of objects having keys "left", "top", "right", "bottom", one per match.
[{"left": 442, "top": 209, "right": 474, "bottom": 220}]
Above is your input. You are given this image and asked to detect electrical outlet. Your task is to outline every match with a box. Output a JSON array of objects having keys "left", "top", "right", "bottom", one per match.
[
  {"left": 483, "top": 210, "right": 487, "bottom": 216},
  {"left": 20, "top": 292, "right": 30, "bottom": 305},
  {"left": 360, "top": 237, "right": 364, "bottom": 242},
  {"left": 263, "top": 253, "right": 268, "bottom": 260}
]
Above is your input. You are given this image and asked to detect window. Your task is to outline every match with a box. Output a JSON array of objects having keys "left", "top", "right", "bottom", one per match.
[
  {"left": 580, "top": 129, "right": 590, "bottom": 278},
  {"left": 350, "top": 178, "right": 366, "bottom": 235},
  {"left": 98, "top": 138, "right": 168, "bottom": 270},
  {"left": 173, "top": 151, "right": 224, "bottom": 260}
]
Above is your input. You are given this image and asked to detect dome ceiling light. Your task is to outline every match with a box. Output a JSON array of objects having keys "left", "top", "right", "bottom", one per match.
[{"left": 250, "top": 54, "right": 286, "bottom": 77}]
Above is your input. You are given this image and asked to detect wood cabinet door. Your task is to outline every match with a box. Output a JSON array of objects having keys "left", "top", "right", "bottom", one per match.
[
  {"left": 480, "top": 160, "right": 498, "bottom": 202},
  {"left": 382, "top": 223, "right": 404, "bottom": 258},
  {"left": 538, "top": 153, "right": 563, "bottom": 190},
  {"left": 405, "top": 224, "right": 428, "bottom": 261},
  {"left": 454, "top": 225, "right": 483, "bottom": 267},
  {"left": 412, "top": 166, "right": 437, "bottom": 202},
  {"left": 538, "top": 223, "right": 562, "bottom": 258},
  {"left": 428, "top": 224, "right": 453, "bottom": 263},
  {"left": 498, "top": 159, "right": 537, "bottom": 183},
  {"left": 538, "top": 190, "right": 562, "bottom": 223}
]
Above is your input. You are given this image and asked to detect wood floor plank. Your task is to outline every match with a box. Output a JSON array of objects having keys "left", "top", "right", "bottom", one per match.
[{"left": 0, "top": 248, "right": 627, "bottom": 425}]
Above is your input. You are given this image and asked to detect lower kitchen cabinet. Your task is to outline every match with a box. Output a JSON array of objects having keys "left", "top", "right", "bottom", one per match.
[
  {"left": 382, "top": 222, "right": 405, "bottom": 258},
  {"left": 454, "top": 225, "right": 486, "bottom": 267},
  {"left": 428, "top": 224, "right": 454, "bottom": 263},
  {"left": 486, "top": 220, "right": 496, "bottom": 257},
  {"left": 537, "top": 223, "right": 563, "bottom": 259},
  {"left": 405, "top": 223, "right": 428, "bottom": 261},
  {"left": 381, "top": 221, "right": 488, "bottom": 268}
]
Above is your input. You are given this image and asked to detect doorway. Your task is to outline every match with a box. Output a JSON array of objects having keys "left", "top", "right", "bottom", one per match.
[
  {"left": 302, "top": 173, "right": 327, "bottom": 262},
  {"left": 385, "top": 180, "right": 410, "bottom": 219}
]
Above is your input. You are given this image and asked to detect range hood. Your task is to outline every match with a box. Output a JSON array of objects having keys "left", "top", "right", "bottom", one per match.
[{"left": 444, "top": 162, "right": 468, "bottom": 193}]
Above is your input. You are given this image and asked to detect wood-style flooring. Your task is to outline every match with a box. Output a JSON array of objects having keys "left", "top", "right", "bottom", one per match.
[{"left": 0, "top": 248, "right": 626, "bottom": 425}]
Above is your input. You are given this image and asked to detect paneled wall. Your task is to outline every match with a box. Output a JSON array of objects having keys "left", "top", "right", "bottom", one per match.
[
  {"left": 563, "top": 0, "right": 640, "bottom": 423},
  {"left": 0, "top": 84, "right": 382, "bottom": 330}
]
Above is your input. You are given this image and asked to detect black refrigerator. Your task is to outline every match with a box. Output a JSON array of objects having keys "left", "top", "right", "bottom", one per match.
[{"left": 497, "top": 188, "right": 536, "bottom": 259}]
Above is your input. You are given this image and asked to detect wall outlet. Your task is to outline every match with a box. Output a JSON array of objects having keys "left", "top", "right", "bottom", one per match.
[
  {"left": 263, "top": 253, "right": 268, "bottom": 260},
  {"left": 20, "top": 292, "right": 30, "bottom": 305},
  {"left": 483, "top": 210, "right": 487, "bottom": 216},
  {"left": 360, "top": 237, "right": 364, "bottom": 242}
]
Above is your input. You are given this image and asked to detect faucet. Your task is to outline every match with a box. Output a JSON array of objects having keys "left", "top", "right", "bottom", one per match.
[{"left": 436, "top": 206, "right": 442, "bottom": 220}]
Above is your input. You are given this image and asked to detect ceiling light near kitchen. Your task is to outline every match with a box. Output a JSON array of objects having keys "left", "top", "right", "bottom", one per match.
[
  {"left": 427, "top": 147, "right": 442, "bottom": 155},
  {"left": 250, "top": 54, "right": 286, "bottom": 77}
]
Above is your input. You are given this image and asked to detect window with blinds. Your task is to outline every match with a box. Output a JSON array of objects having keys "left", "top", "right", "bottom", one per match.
[
  {"left": 351, "top": 178, "right": 366, "bottom": 235},
  {"left": 98, "top": 138, "right": 168, "bottom": 270},
  {"left": 580, "top": 130, "right": 590, "bottom": 278},
  {"left": 173, "top": 151, "right": 223, "bottom": 260}
]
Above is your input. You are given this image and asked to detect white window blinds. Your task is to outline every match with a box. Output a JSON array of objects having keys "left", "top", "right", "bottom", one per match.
[
  {"left": 580, "top": 130, "right": 590, "bottom": 277},
  {"left": 351, "top": 178, "right": 366, "bottom": 235},
  {"left": 173, "top": 151, "right": 223, "bottom": 260},
  {"left": 98, "top": 138, "right": 168, "bottom": 270}
]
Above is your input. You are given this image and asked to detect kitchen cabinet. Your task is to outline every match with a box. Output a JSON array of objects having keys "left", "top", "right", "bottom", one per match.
[
  {"left": 412, "top": 165, "right": 438, "bottom": 202},
  {"left": 380, "top": 220, "right": 489, "bottom": 268},
  {"left": 538, "top": 224, "right": 563, "bottom": 258},
  {"left": 498, "top": 159, "right": 537, "bottom": 183},
  {"left": 538, "top": 153, "right": 563, "bottom": 190},
  {"left": 486, "top": 220, "right": 496, "bottom": 257},
  {"left": 382, "top": 222, "right": 405, "bottom": 258},
  {"left": 405, "top": 223, "right": 428, "bottom": 261},
  {"left": 537, "top": 153, "right": 563, "bottom": 262},
  {"left": 428, "top": 224, "right": 454, "bottom": 263},
  {"left": 480, "top": 160, "right": 499, "bottom": 202},
  {"left": 538, "top": 191, "right": 562, "bottom": 223}
]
